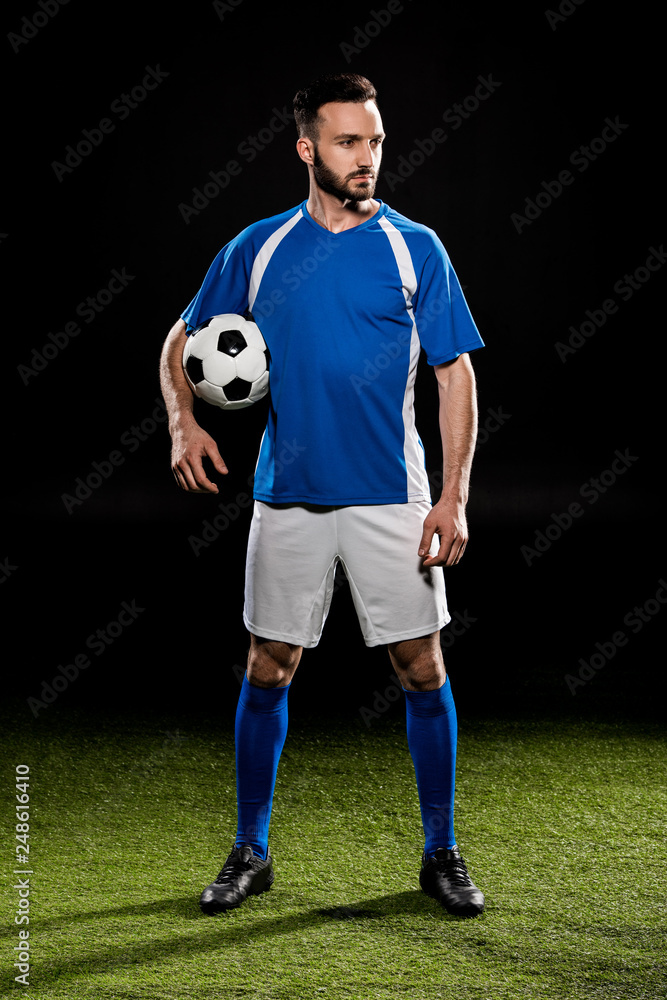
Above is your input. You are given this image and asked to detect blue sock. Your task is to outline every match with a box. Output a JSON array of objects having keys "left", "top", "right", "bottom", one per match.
[
  {"left": 404, "top": 676, "right": 457, "bottom": 855},
  {"left": 234, "top": 674, "right": 290, "bottom": 860}
]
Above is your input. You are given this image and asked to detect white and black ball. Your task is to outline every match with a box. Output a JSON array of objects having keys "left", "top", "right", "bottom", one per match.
[{"left": 183, "top": 313, "right": 269, "bottom": 410}]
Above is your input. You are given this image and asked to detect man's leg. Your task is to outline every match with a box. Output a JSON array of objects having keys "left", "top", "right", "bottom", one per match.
[
  {"left": 199, "top": 636, "right": 301, "bottom": 915},
  {"left": 235, "top": 636, "right": 302, "bottom": 856},
  {"left": 389, "top": 632, "right": 484, "bottom": 917},
  {"left": 388, "top": 632, "right": 455, "bottom": 852}
]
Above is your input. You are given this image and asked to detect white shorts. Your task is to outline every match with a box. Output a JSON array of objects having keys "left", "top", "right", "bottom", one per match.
[{"left": 243, "top": 500, "right": 449, "bottom": 648}]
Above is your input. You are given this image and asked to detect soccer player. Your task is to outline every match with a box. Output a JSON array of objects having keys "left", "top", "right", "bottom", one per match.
[{"left": 159, "top": 73, "right": 485, "bottom": 918}]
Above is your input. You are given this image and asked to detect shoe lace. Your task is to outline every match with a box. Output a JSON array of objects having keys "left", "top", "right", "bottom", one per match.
[
  {"left": 435, "top": 856, "right": 472, "bottom": 887},
  {"left": 214, "top": 848, "right": 253, "bottom": 885}
]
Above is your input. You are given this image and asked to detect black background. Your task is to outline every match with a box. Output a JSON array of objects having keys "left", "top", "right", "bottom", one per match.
[{"left": 3, "top": 1, "right": 664, "bottom": 724}]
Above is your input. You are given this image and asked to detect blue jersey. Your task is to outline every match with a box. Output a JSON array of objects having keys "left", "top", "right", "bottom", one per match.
[{"left": 181, "top": 200, "right": 484, "bottom": 506}]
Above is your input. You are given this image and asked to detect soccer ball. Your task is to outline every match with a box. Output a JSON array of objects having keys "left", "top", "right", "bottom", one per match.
[{"left": 182, "top": 313, "right": 270, "bottom": 410}]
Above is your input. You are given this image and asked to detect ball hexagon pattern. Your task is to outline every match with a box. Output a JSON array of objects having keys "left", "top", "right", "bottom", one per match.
[{"left": 182, "top": 314, "right": 270, "bottom": 410}]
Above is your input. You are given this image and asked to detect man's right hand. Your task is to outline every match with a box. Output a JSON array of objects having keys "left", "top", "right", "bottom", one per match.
[
  {"left": 160, "top": 317, "right": 229, "bottom": 494},
  {"left": 171, "top": 422, "right": 228, "bottom": 493}
]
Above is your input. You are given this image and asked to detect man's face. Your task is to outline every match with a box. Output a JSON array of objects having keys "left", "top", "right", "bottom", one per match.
[{"left": 309, "top": 100, "right": 385, "bottom": 202}]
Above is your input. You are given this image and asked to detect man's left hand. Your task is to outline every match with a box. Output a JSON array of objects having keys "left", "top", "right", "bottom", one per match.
[{"left": 418, "top": 497, "right": 469, "bottom": 567}]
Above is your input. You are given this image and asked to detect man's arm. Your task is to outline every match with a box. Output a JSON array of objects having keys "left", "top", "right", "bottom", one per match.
[
  {"left": 418, "top": 352, "right": 478, "bottom": 567},
  {"left": 159, "top": 318, "right": 228, "bottom": 493}
]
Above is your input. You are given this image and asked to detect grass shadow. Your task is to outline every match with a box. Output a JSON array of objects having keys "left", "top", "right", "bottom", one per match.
[{"left": 23, "top": 887, "right": 471, "bottom": 987}]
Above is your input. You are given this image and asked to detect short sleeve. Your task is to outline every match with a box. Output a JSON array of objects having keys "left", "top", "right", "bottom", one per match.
[
  {"left": 180, "top": 235, "right": 252, "bottom": 333},
  {"left": 412, "top": 236, "right": 484, "bottom": 365}
]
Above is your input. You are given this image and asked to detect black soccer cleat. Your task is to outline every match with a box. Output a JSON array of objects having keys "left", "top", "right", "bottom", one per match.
[
  {"left": 199, "top": 844, "right": 274, "bottom": 915},
  {"left": 419, "top": 845, "right": 485, "bottom": 917}
]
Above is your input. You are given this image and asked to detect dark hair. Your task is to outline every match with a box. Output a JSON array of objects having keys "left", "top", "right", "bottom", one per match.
[{"left": 293, "top": 73, "right": 378, "bottom": 140}]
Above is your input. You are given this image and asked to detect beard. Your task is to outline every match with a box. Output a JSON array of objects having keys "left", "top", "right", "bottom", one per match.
[{"left": 312, "top": 146, "right": 377, "bottom": 202}]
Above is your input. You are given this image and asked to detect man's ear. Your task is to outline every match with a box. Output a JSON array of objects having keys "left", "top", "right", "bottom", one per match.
[{"left": 296, "top": 136, "right": 315, "bottom": 166}]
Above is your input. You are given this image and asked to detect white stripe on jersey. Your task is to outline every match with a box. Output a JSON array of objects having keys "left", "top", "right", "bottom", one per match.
[
  {"left": 378, "top": 215, "right": 431, "bottom": 501},
  {"left": 248, "top": 208, "right": 303, "bottom": 311}
]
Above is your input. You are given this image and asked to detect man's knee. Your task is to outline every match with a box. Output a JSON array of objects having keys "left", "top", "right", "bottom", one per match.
[
  {"left": 246, "top": 636, "right": 302, "bottom": 688},
  {"left": 388, "top": 632, "right": 446, "bottom": 691}
]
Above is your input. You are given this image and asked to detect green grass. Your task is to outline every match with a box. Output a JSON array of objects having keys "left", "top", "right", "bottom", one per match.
[{"left": 2, "top": 702, "right": 666, "bottom": 999}]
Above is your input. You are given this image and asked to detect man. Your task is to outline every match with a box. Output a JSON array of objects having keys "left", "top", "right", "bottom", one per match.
[{"left": 159, "top": 73, "right": 485, "bottom": 918}]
